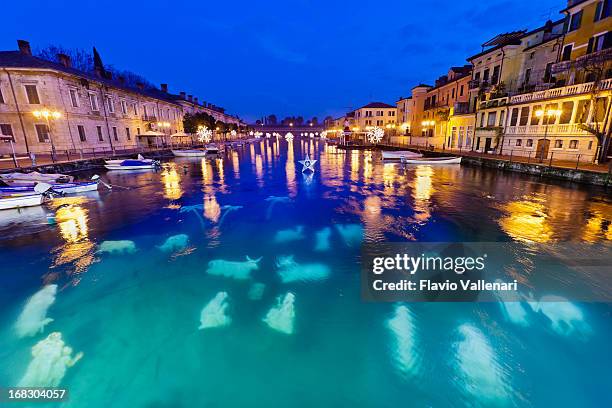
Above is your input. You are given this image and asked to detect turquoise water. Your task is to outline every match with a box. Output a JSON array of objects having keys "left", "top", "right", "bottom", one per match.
[{"left": 1, "top": 138, "right": 611, "bottom": 407}]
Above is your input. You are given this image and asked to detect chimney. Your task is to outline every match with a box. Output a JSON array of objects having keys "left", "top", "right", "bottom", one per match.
[
  {"left": 57, "top": 53, "right": 71, "bottom": 68},
  {"left": 136, "top": 82, "right": 144, "bottom": 90},
  {"left": 160, "top": 83, "right": 168, "bottom": 93},
  {"left": 179, "top": 91, "right": 186, "bottom": 99},
  {"left": 187, "top": 94, "right": 193, "bottom": 102},
  {"left": 17, "top": 40, "right": 32, "bottom": 56}
]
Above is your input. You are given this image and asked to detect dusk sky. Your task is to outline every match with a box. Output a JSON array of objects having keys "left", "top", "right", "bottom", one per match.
[{"left": 2, "top": 0, "right": 564, "bottom": 122}]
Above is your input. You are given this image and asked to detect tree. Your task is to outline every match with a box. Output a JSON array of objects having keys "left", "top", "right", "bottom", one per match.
[
  {"left": 311, "top": 117, "right": 319, "bottom": 126},
  {"left": 35, "top": 45, "right": 93, "bottom": 72},
  {"left": 183, "top": 112, "right": 217, "bottom": 133},
  {"left": 266, "top": 114, "right": 277, "bottom": 125},
  {"left": 255, "top": 119, "right": 262, "bottom": 126}
]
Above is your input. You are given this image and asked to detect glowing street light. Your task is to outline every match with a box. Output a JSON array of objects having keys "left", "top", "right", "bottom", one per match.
[
  {"left": 32, "top": 108, "right": 62, "bottom": 161},
  {"left": 535, "top": 108, "right": 562, "bottom": 162}
]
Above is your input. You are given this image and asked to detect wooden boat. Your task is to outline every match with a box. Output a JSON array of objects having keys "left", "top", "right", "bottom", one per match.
[
  {"left": 382, "top": 150, "right": 423, "bottom": 160},
  {"left": 0, "top": 171, "right": 73, "bottom": 186},
  {"left": 401, "top": 156, "right": 462, "bottom": 165},
  {"left": 0, "top": 180, "right": 98, "bottom": 195},
  {"left": 172, "top": 149, "right": 207, "bottom": 157},
  {"left": 0, "top": 194, "right": 43, "bottom": 211}
]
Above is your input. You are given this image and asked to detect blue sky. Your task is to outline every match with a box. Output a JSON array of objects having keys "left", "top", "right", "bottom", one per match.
[{"left": 1, "top": 0, "right": 565, "bottom": 122}]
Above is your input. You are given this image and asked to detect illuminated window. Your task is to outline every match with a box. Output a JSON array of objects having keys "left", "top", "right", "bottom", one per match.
[
  {"left": 569, "top": 140, "right": 578, "bottom": 149},
  {"left": 516, "top": 139, "right": 522, "bottom": 146},
  {"left": 554, "top": 140, "right": 563, "bottom": 148},
  {"left": 526, "top": 139, "right": 533, "bottom": 147}
]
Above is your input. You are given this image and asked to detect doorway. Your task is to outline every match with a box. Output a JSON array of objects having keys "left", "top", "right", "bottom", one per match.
[{"left": 536, "top": 138, "right": 550, "bottom": 161}]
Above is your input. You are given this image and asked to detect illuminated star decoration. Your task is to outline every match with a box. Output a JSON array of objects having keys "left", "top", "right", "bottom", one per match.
[
  {"left": 298, "top": 154, "right": 317, "bottom": 173},
  {"left": 231, "top": 130, "right": 237, "bottom": 137},
  {"left": 285, "top": 132, "right": 294, "bottom": 142},
  {"left": 254, "top": 131, "right": 263, "bottom": 138},
  {"left": 320, "top": 131, "right": 327, "bottom": 139},
  {"left": 197, "top": 126, "right": 213, "bottom": 143},
  {"left": 367, "top": 126, "right": 384, "bottom": 144}
]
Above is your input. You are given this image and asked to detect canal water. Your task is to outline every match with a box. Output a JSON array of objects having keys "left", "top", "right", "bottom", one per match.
[{"left": 0, "top": 138, "right": 610, "bottom": 407}]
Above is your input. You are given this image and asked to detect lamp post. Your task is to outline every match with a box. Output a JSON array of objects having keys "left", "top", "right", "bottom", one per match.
[
  {"left": 33, "top": 108, "right": 62, "bottom": 162},
  {"left": 421, "top": 120, "right": 435, "bottom": 149},
  {"left": 535, "top": 108, "right": 561, "bottom": 162}
]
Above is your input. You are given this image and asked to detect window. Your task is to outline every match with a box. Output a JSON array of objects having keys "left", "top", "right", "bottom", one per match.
[
  {"left": 554, "top": 140, "right": 563, "bottom": 148},
  {"left": 568, "top": 10, "right": 582, "bottom": 32},
  {"left": 543, "top": 62, "right": 553, "bottom": 83},
  {"left": 594, "top": 0, "right": 611, "bottom": 21},
  {"left": 531, "top": 105, "right": 542, "bottom": 125},
  {"left": 510, "top": 108, "right": 519, "bottom": 126},
  {"left": 526, "top": 139, "right": 533, "bottom": 147},
  {"left": 112, "top": 127, "right": 118, "bottom": 141},
  {"left": 106, "top": 96, "right": 114, "bottom": 113},
  {"left": 133, "top": 103, "right": 138, "bottom": 115},
  {"left": 569, "top": 140, "right": 578, "bottom": 149},
  {"left": 491, "top": 65, "right": 500, "bottom": 84},
  {"left": 561, "top": 44, "right": 573, "bottom": 61},
  {"left": 121, "top": 100, "right": 128, "bottom": 114},
  {"left": 89, "top": 93, "right": 99, "bottom": 111},
  {"left": 0, "top": 124, "right": 14, "bottom": 141},
  {"left": 474, "top": 72, "right": 480, "bottom": 81},
  {"left": 460, "top": 85, "right": 464, "bottom": 96},
  {"left": 35, "top": 124, "right": 49, "bottom": 142},
  {"left": 96, "top": 125, "right": 103, "bottom": 142},
  {"left": 0, "top": 87, "right": 4, "bottom": 104},
  {"left": 576, "top": 99, "right": 591, "bottom": 123},
  {"left": 24, "top": 84, "right": 40, "bottom": 104},
  {"left": 451, "top": 88, "right": 455, "bottom": 99},
  {"left": 126, "top": 127, "right": 131, "bottom": 141},
  {"left": 519, "top": 107, "right": 530, "bottom": 126},
  {"left": 466, "top": 126, "right": 473, "bottom": 147},
  {"left": 524, "top": 69, "right": 532, "bottom": 86},
  {"left": 77, "top": 125, "right": 86, "bottom": 142},
  {"left": 483, "top": 69, "right": 490, "bottom": 82},
  {"left": 593, "top": 97, "right": 608, "bottom": 122},
  {"left": 69, "top": 89, "right": 79, "bottom": 108},
  {"left": 136, "top": 127, "right": 141, "bottom": 135},
  {"left": 516, "top": 139, "right": 522, "bottom": 146},
  {"left": 588, "top": 140, "right": 593, "bottom": 150},
  {"left": 587, "top": 32, "right": 611, "bottom": 53},
  {"left": 499, "top": 110, "right": 505, "bottom": 126},
  {"left": 479, "top": 112, "right": 485, "bottom": 127},
  {"left": 487, "top": 112, "right": 497, "bottom": 127},
  {"left": 559, "top": 102, "right": 574, "bottom": 124}
]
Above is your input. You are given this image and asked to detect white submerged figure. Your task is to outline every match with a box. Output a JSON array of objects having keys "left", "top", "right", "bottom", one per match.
[
  {"left": 18, "top": 332, "right": 83, "bottom": 388},
  {"left": 199, "top": 292, "right": 231, "bottom": 329},
  {"left": 264, "top": 195, "right": 292, "bottom": 219},
  {"left": 206, "top": 256, "right": 262, "bottom": 280},
  {"left": 387, "top": 305, "right": 419, "bottom": 375},
  {"left": 274, "top": 226, "right": 305, "bottom": 243},
  {"left": 248, "top": 282, "right": 266, "bottom": 300},
  {"left": 527, "top": 295, "right": 590, "bottom": 337},
  {"left": 179, "top": 204, "right": 206, "bottom": 227},
  {"left": 276, "top": 255, "right": 330, "bottom": 283},
  {"left": 157, "top": 234, "right": 189, "bottom": 253},
  {"left": 495, "top": 281, "right": 529, "bottom": 327},
  {"left": 335, "top": 224, "right": 364, "bottom": 247},
  {"left": 314, "top": 227, "right": 331, "bottom": 251},
  {"left": 15, "top": 285, "right": 57, "bottom": 338},
  {"left": 98, "top": 240, "right": 136, "bottom": 255},
  {"left": 263, "top": 293, "right": 296, "bottom": 334},
  {"left": 218, "top": 205, "right": 243, "bottom": 226},
  {"left": 455, "top": 324, "right": 507, "bottom": 401}
]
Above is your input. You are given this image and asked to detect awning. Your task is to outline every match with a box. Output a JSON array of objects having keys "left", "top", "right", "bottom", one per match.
[
  {"left": 170, "top": 132, "right": 191, "bottom": 137},
  {"left": 138, "top": 131, "right": 165, "bottom": 137}
]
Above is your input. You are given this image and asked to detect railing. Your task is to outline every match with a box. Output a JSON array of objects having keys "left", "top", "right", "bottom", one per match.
[
  {"left": 510, "top": 78, "right": 612, "bottom": 104},
  {"left": 506, "top": 123, "right": 594, "bottom": 135},
  {"left": 142, "top": 115, "right": 157, "bottom": 121},
  {"left": 468, "top": 80, "right": 480, "bottom": 90}
]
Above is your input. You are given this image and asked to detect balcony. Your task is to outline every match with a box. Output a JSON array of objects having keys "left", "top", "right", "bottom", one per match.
[
  {"left": 505, "top": 123, "right": 595, "bottom": 136},
  {"left": 453, "top": 102, "right": 472, "bottom": 115},
  {"left": 468, "top": 80, "right": 480, "bottom": 90},
  {"left": 509, "top": 78, "right": 612, "bottom": 104},
  {"left": 142, "top": 115, "right": 157, "bottom": 122},
  {"left": 576, "top": 48, "right": 612, "bottom": 68}
]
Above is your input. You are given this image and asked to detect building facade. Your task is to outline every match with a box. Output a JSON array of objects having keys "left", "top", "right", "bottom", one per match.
[{"left": 0, "top": 40, "right": 243, "bottom": 157}]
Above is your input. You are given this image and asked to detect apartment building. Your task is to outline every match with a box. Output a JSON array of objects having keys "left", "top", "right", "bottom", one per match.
[
  {"left": 0, "top": 40, "right": 243, "bottom": 157},
  {"left": 353, "top": 102, "right": 396, "bottom": 131}
]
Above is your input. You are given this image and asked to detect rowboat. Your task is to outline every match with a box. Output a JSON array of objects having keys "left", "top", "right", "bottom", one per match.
[
  {"left": 0, "top": 180, "right": 98, "bottom": 195},
  {"left": 401, "top": 156, "right": 462, "bottom": 165},
  {"left": 172, "top": 149, "right": 207, "bottom": 157},
  {"left": 0, "top": 194, "right": 43, "bottom": 211},
  {"left": 382, "top": 151, "right": 423, "bottom": 160},
  {"left": 0, "top": 171, "right": 73, "bottom": 186}
]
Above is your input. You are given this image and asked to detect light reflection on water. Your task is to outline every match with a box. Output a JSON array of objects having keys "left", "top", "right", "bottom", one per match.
[{"left": 0, "top": 139, "right": 610, "bottom": 407}]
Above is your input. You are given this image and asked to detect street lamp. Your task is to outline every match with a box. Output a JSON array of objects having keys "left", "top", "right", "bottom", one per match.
[
  {"left": 535, "top": 109, "right": 561, "bottom": 161},
  {"left": 421, "top": 120, "right": 435, "bottom": 148},
  {"left": 33, "top": 108, "right": 62, "bottom": 161}
]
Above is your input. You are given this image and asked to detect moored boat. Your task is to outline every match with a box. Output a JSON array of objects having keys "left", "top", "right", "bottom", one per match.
[
  {"left": 0, "top": 171, "right": 73, "bottom": 186},
  {"left": 0, "top": 180, "right": 99, "bottom": 195},
  {"left": 172, "top": 149, "right": 207, "bottom": 157},
  {"left": 205, "top": 145, "right": 220, "bottom": 155},
  {"left": 401, "top": 156, "right": 462, "bottom": 165},
  {"left": 104, "top": 159, "right": 160, "bottom": 170},
  {"left": 0, "top": 194, "right": 44, "bottom": 211},
  {"left": 382, "top": 150, "right": 423, "bottom": 160}
]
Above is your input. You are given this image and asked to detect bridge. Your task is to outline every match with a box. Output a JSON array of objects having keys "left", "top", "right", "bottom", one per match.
[{"left": 251, "top": 125, "right": 325, "bottom": 134}]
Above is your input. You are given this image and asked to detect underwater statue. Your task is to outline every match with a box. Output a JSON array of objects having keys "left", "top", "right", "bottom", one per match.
[
  {"left": 455, "top": 324, "right": 507, "bottom": 401},
  {"left": 218, "top": 205, "right": 243, "bottom": 226},
  {"left": 248, "top": 282, "right": 266, "bottom": 300},
  {"left": 527, "top": 295, "right": 590, "bottom": 337},
  {"left": 276, "top": 255, "right": 330, "bottom": 283},
  {"left": 98, "top": 240, "right": 136, "bottom": 255},
  {"left": 18, "top": 332, "right": 83, "bottom": 387},
  {"left": 15, "top": 285, "right": 57, "bottom": 338},
  {"left": 314, "top": 227, "right": 332, "bottom": 251},
  {"left": 199, "top": 292, "right": 231, "bottom": 329},
  {"left": 264, "top": 195, "right": 292, "bottom": 219},
  {"left": 206, "top": 256, "right": 262, "bottom": 280},
  {"left": 157, "top": 234, "right": 189, "bottom": 253},
  {"left": 335, "top": 224, "right": 364, "bottom": 247},
  {"left": 263, "top": 292, "right": 296, "bottom": 334},
  {"left": 179, "top": 204, "right": 205, "bottom": 227},
  {"left": 274, "top": 226, "right": 305, "bottom": 243},
  {"left": 495, "top": 281, "right": 529, "bottom": 327},
  {"left": 387, "top": 305, "right": 419, "bottom": 375}
]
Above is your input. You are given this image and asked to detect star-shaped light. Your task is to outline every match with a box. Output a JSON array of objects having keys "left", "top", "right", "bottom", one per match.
[{"left": 298, "top": 154, "right": 317, "bottom": 173}]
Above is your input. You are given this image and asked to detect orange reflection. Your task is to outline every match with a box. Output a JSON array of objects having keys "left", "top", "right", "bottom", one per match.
[
  {"left": 161, "top": 163, "right": 183, "bottom": 200},
  {"left": 51, "top": 201, "right": 95, "bottom": 275},
  {"left": 232, "top": 151, "right": 240, "bottom": 177},
  {"left": 412, "top": 165, "right": 434, "bottom": 223},
  {"left": 286, "top": 140, "right": 296, "bottom": 196},
  {"left": 203, "top": 194, "right": 220, "bottom": 223},
  {"left": 498, "top": 199, "right": 552, "bottom": 243}
]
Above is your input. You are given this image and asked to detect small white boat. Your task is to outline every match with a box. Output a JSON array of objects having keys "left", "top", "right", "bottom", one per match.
[
  {"left": 401, "top": 156, "right": 462, "bottom": 165},
  {"left": 104, "top": 160, "right": 159, "bottom": 170},
  {"left": 0, "top": 180, "right": 98, "bottom": 195},
  {"left": 172, "top": 149, "right": 207, "bottom": 157},
  {"left": 382, "top": 151, "right": 423, "bottom": 160},
  {"left": 0, "top": 171, "right": 73, "bottom": 186},
  {"left": 0, "top": 194, "right": 43, "bottom": 211},
  {"left": 205, "top": 145, "right": 220, "bottom": 155}
]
